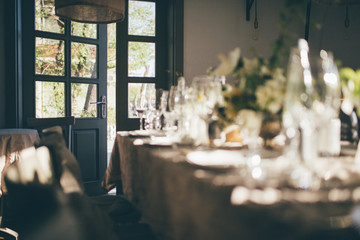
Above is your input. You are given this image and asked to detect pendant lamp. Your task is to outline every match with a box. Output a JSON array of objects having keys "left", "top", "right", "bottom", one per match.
[{"left": 55, "top": 0, "right": 125, "bottom": 24}]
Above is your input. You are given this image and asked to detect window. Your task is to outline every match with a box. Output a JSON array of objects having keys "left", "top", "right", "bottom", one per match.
[
  {"left": 117, "top": 0, "right": 170, "bottom": 130},
  {"left": 30, "top": 0, "right": 106, "bottom": 119}
]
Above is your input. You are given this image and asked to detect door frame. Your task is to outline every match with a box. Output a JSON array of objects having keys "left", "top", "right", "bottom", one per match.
[
  {"left": 21, "top": 0, "right": 108, "bottom": 195},
  {"left": 116, "top": 0, "right": 184, "bottom": 131}
]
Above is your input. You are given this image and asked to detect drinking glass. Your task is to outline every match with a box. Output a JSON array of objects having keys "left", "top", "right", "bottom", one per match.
[
  {"left": 283, "top": 40, "right": 341, "bottom": 189},
  {"left": 134, "top": 93, "right": 148, "bottom": 130},
  {"left": 283, "top": 39, "right": 316, "bottom": 165},
  {"left": 144, "top": 87, "right": 156, "bottom": 130},
  {"left": 310, "top": 50, "right": 341, "bottom": 156},
  {"left": 162, "top": 86, "right": 178, "bottom": 139},
  {"left": 168, "top": 85, "right": 178, "bottom": 112},
  {"left": 191, "top": 75, "right": 221, "bottom": 145}
]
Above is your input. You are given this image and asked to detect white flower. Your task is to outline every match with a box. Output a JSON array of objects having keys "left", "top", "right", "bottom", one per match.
[
  {"left": 255, "top": 79, "right": 285, "bottom": 114},
  {"left": 273, "top": 68, "right": 286, "bottom": 82},
  {"left": 213, "top": 48, "right": 241, "bottom": 76},
  {"left": 267, "top": 99, "right": 283, "bottom": 114},
  {"left": 236, "top": 109, "right": 262, "bottom": 134},
  {"left": 260, "top": 65, "right": 271, "bottom": 76},
  {"left": 255, "top": 84, "right": 270, "bottom": 109},
  {"left": 242, "top": 57, "right": 259, "bottom": 75}
]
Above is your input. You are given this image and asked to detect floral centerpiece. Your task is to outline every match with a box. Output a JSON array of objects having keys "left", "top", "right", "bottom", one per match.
[
  {"left": 209, "top": 47, "right": 287, "bottom": 144},
  {"left": 339, "top": 67, "right": 360, "bottom": 162},
  {"left": 339, "top": 67, "right": 360, "bottom": 116}
]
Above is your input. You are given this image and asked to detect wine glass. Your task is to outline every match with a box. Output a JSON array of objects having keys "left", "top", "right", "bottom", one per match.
[
  {"left": 191, "top": 75, "right": 221, "bottom": 146},
  {"left": 144, "top": 87, "right": 156, "bottom": 130},
  {"left": 168, "top": 85, "right": 178, "bottom": 113},
  {"left": 134, "top": 93, "right": 148, "bottom": 131},
  {"left": 162, "top": 86, "right": 179, "bottom": 140},
  {"left": 310, "top": 50, "right": 341, "bottom": 157},
  {"left": 283, "top": 39, "right": 316, "bottom": 165}
]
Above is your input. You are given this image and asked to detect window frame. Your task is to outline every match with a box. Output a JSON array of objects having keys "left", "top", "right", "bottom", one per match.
[
  {"left": 22, "top": 0, "right": 108, "bottom": 120},
  {"left": 116, "top": 0, "right": 183, "bottom": 131}
]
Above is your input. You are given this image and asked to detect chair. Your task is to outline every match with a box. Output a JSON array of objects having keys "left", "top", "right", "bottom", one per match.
[
  {"left": 2, "top": 146, "right": 119, "bottom": 240},
  {"left": 34, "top": 127, "right": 156, "bottom": 239},
  {"left": 26, "top": 117, "right": 75, "bottom": 152}
]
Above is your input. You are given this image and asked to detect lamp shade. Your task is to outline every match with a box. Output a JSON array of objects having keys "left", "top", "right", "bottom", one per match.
[{"left": 55, "top": 0, "right": 125, "bottom": 24}]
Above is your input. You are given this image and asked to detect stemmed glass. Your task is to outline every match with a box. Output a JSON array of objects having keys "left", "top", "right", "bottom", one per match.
[
  {"left": 165, "top": 86, "right": 178, "bottom": 127},
  {"left": 283, "top": 39, "right": 341, "bottom": 189},
  {"left": 144, "top": 87, "right": 156, "bottom": 130},
  {"left": 191, "top": 75, "right": 221, "bottom": 146},
  {"left": 311, "top": 50, "right": 341, "bottom": 157},
  {"left": 134, "top": 93, "right": 148, "bottom": 130},
  {"left": 162, "top": 86, "right": 178, "bottom": 140}
]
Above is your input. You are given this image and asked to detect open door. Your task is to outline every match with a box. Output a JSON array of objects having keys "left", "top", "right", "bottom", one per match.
[{"left": 22, "top": 0, "right": 108, "bottom": 195}]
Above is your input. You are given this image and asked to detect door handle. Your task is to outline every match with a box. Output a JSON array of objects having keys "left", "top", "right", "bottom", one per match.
[{"left": 90, "top": 96, "right": 107, "bottom": 119}]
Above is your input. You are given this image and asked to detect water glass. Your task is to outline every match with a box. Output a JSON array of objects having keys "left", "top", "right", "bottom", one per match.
[{"left": 134, "top": 93, "right": 148, "bottom": 130}]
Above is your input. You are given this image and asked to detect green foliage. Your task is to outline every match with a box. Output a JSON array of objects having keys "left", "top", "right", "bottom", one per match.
[
  {"left": 71, "top": 43, "right": 96, "bottom": 78},
  {"left": 71, "top": 83, "right": 97, "bottom": 118},
  {"left": 339, "top": 67, "right": 360, "bottom": 116},
  {"left": 340, "top": 67, "right": 360, "bottom": 95},
  {"left": 128, "top": 1, "right": 156, "bottom": 77},
  {"left": 36, "top": 81, "right": 65, "bottom": 118},
  {"left": 128, "top": 42, "right": 155, "bottom": 77},
  {"left": 72, "top": 22, "right": 97, "bottom": 38},
  {"left": 129, "top": 1, "right": 155, "bottom": 36},
  {"left": 36, "top": 39, "right": 65, "bottom": 76},
  {"left": 35, "top": 0, "right": 156, "bottom": 123},
  {"left": 268, "top": 1, "right": 320, "bottom": 70},
  {"left": 35, "top": 0, "right": 64, "bottom": 34}
]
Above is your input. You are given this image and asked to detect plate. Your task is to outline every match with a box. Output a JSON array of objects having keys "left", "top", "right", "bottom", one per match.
[
  {"left": 212, "top": 140, "right": 245, "bottom": 149},
  {"left": 128, "top": 130, "right": 165, "bottom": 137},
  {"left": 146, "top": 136, "right": 173, "bottom": 146},
  {"left": 133, "top": 137, "right": 173, "bottom": 146},
  {"left": 186, "top": 150, "right": 244, "bottom": 169}
]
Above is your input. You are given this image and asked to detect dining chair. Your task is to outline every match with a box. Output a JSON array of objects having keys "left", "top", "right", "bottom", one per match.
[
  {"left": 34, "top": 126, "right": 156, "bottom": 239},
  {"left": 26, "top": 117, "right": 75, "bottom": 152},
  {"left": 2, "top": 146, "right": 119, "bottom": 240},
  {"left": 0, "top": 228, "right": 18, "bottom": 240}
]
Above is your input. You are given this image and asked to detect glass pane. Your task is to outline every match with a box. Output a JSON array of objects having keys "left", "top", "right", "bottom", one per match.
[
  {"left": 36, "top": 81, "right": 65, "bottom": 118},
  {"left": 128, "top": 1, "right": 155, "bottom": 36},
  {"left": 128, "top": 83, "right": 155, "bottom": 118},
  {"left": 36, "top": 37, "right": 65, "bottom": 76},
  {"left": 128, "top": 42, "right": 155, "bottom": 77},
  {"left": 71, "top": 42, "right": 97, "bottom": 78},
  {"left": 71, "top": 21, "right": 97, "bottom": 39},
  {"left": 71, "top": 83, "right": 97, "bottom": 118},
  {"left": 35, "top": 0, "right": 64, "bottom": 34}
]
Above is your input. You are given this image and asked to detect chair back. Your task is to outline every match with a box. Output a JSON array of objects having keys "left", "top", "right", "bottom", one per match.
[{"left": 26, "top": 117, "right": 76, "bottom": 152}]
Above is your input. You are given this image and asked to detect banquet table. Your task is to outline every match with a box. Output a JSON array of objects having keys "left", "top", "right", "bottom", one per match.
[
  {"left": 0, "top": 129, "right": 39, "bottom": 195},
  {"left": 103, "top": 131, "right": 360, "bottom": 240}
]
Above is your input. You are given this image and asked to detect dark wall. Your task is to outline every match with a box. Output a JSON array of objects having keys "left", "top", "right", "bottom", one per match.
[
  {"left": 0, "top": 0, "right": 6, "bottom": 128},
  {"left": 1, "top": 0, "right": 20, "bottom": 128}
]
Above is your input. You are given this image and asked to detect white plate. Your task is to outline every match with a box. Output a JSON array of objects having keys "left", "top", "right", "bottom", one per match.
[
  {"left": 128, "top": 130, "right": 165, "bottom": 137},
  {"left": 186, "top": 150, "right": 244, "bottom": 169},
  {"left": 146, "top": 136, "right": 173, "bottom": 146},
  {"left": 213, "top": 140, "right": 244, "bottom": 149},
  {"left": 133, "top": 137, "right": 173, "bottom": 146}
]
